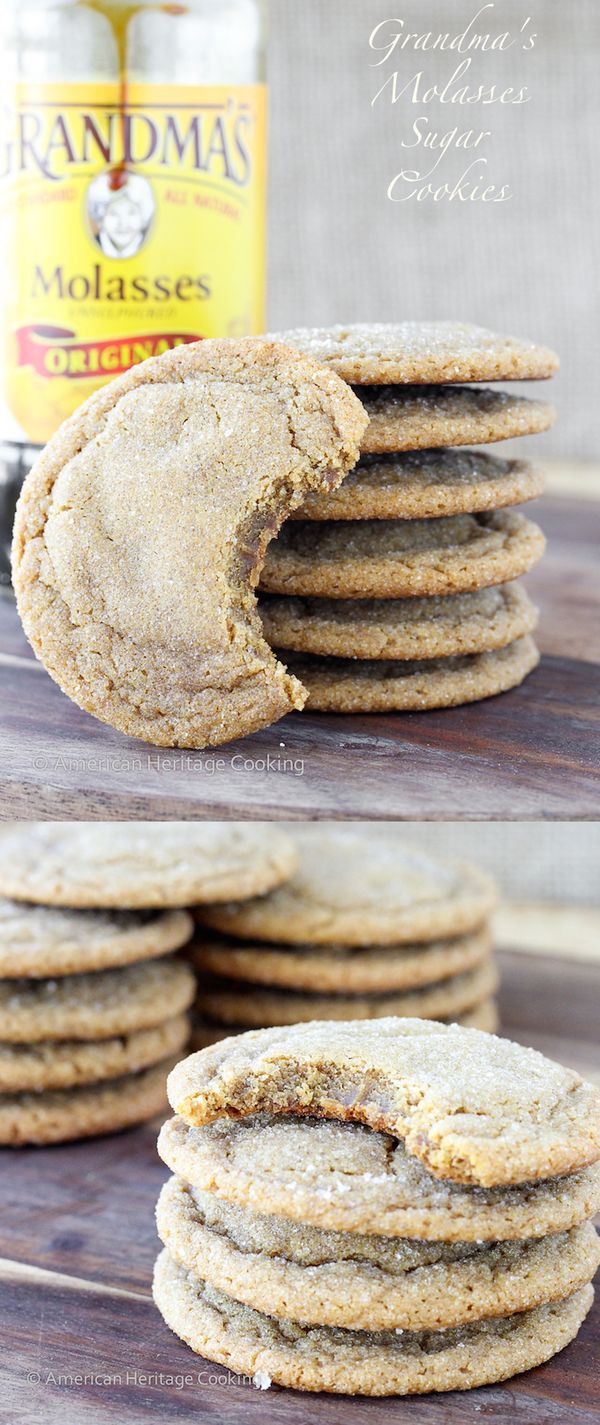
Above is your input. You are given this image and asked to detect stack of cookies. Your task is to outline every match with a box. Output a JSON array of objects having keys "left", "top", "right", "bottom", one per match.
[
  {"left": 154, "top": 1019, "right": 600, "bottom": 1396},
  {"left": 259, "top": 322, "right": 557, "bottom": 713},
  {"left": 0, "top": 822, "right": 297, "bottom": 1145},
  {"left": 188, "top": 826, "right": 499, "bottom": 1045}
]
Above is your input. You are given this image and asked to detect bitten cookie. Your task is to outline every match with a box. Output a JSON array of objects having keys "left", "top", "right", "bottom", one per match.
[
  {"left": 166, "top": 1019, "right": 600, "bottom": 1187},
  {"left": 12, "top": 339, "right": 367, "bottom": 747}
]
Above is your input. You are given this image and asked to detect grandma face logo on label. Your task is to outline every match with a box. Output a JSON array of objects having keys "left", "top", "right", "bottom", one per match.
[
  {"left": 87, "top": 172, "right": 155, "bottom": 259},
  {"left": 0, "top": 81, "right": 267, "bottom": 444}
]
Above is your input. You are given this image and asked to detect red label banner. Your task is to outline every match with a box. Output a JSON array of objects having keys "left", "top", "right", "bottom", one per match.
[{"left": 15, "top": 325, "right": 201, "bottom": 379}]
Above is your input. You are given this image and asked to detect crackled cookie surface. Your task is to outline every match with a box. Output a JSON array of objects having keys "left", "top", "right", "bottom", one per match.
[
  {"left": 166, "top": 1019, "right": 600, "bottom": 1187},
  {"left": 196, "top": 826, "right": 496, "bottom": 946},
  {"left": 156, "top": 1177, "right": 599, "bottom": 1331},
  {"left": 260, "top": 585, "right": 537, "bottom": 661},
  {"left": 0, "top": 1057, "right": 178, "bottom": 1145},
  {"left": 265, "top": 322, "right": 559, "bottom": 385},
  {"left": 193, "top": 961, "right": 498, "bottom": 1027},
  {"left": 0, "top": 822, "right": 296, "bottom": 908},
  {"left": 355, "top": 385, "right": 556, "bottom": 455},
  {"left": 158, "top": 1114, "right": 600, "bottom": 1241},
  {"left": 188, "top": 999, "right": 499, "bottom": 1049},
  {"left": 0, "top": 899, "right": 192, "bottom": 976},
  {"left": 260, "top": 512, "right": 545, "bottom": 599},
  {"left": 153, "top": 1251, "right": 591, "bottom": 1396},
  {"left": 188, "top": 926, "right": 491, "bottom": 994},
  {"left": 0, "top": 1014, "right": 189, "bottom": 1092},
  {"left": 13, "top": 339, "right": 366, "bottom": 748},
  {"left": 0, "top": 958, "right": 195, "bottom": 1042},
  {"left": 283, "top": 637, "right": 540, "bottom": 713},
  {"left": 294, "top": 451, "right": 544, "bottom": 522}
]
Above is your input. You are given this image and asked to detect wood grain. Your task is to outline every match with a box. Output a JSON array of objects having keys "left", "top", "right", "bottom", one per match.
[
  {"left": 0, "top": 951, "right": 598, "bottom": 1424},
  {"left": 1, "top": 493, "right": 599, "bottom": 820}
]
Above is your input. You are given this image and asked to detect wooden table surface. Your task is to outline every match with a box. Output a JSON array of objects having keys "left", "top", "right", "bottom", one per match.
[
  {"left": 0, "top": 950, "right": 599, "bottom": 1425},
  {"left": 1, "top": 490, "right": 599, "bottom": 821}
]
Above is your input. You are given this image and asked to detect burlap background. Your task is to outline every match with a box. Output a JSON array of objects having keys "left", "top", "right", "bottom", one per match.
[{"left": 373, "top": 822, "right": 600, "bottom": 904}]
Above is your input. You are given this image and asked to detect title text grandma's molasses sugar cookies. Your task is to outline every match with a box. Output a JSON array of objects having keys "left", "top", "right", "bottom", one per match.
[{"left": 12, "top": 339, "right": 367, "bottom": 748}]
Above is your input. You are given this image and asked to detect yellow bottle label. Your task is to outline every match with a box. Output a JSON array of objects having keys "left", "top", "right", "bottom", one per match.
[{"left": 0, "top": 81, "right": 267, "bottom": 444}]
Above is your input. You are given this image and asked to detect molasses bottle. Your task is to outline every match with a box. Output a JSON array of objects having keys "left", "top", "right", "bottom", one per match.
[{"left": 0, "top": 0, "right": 267, "bottom": 580}]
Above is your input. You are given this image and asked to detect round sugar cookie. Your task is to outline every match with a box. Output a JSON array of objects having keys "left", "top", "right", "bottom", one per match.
[
  {"left": 0, "top": 899, "right": 192, "bottom": 976},
  {"left": 0, "top": 957, "right": 195, "bottom": 1043},
  {"left": 281, "top": 636, "right": 540, "bottom": 713},
  {"left": 0, "top": 823, "right": 297, "bottom": 909},
  {"left": 260, "top": 585, "right": 538, "bottom": 660},
  {"left": 157, "top": 1177, "right": 599, "bottom": 1332},
  {"left": 187, "top": 998, "right": 499, "bottom": 1049},
  {"left": 196, "top": 825, "right": 496, "bottom": 947},
  {"left": 153, "top": 1251, "right": 591, "bottom": 1397},
  {"left": 294, "top": 450, "right": 545, "bottom": 521},
  {"left": 188, "top": 925, "right": 491, "bottom": 994},
  {"left": 265, "top": 322, "right": 559, "bottom": 385},
  {"left": 260, "top": 512, "right": 546, "bottom": 600},
  {"left": 355, "top": 384, "right": 556, "bottom": 455},
  {"left": 158, "top": 1112, "right": 600, "bottom": 1241},
  {"left": 0, "top": 1014, "right": 189, "bottom": 1092},
  {"left": 0, "top": 1057, "right": 178, "bottom": 1145},
  {"left": 193, "top": 960, "right": 498, "bottom": 1027}
]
